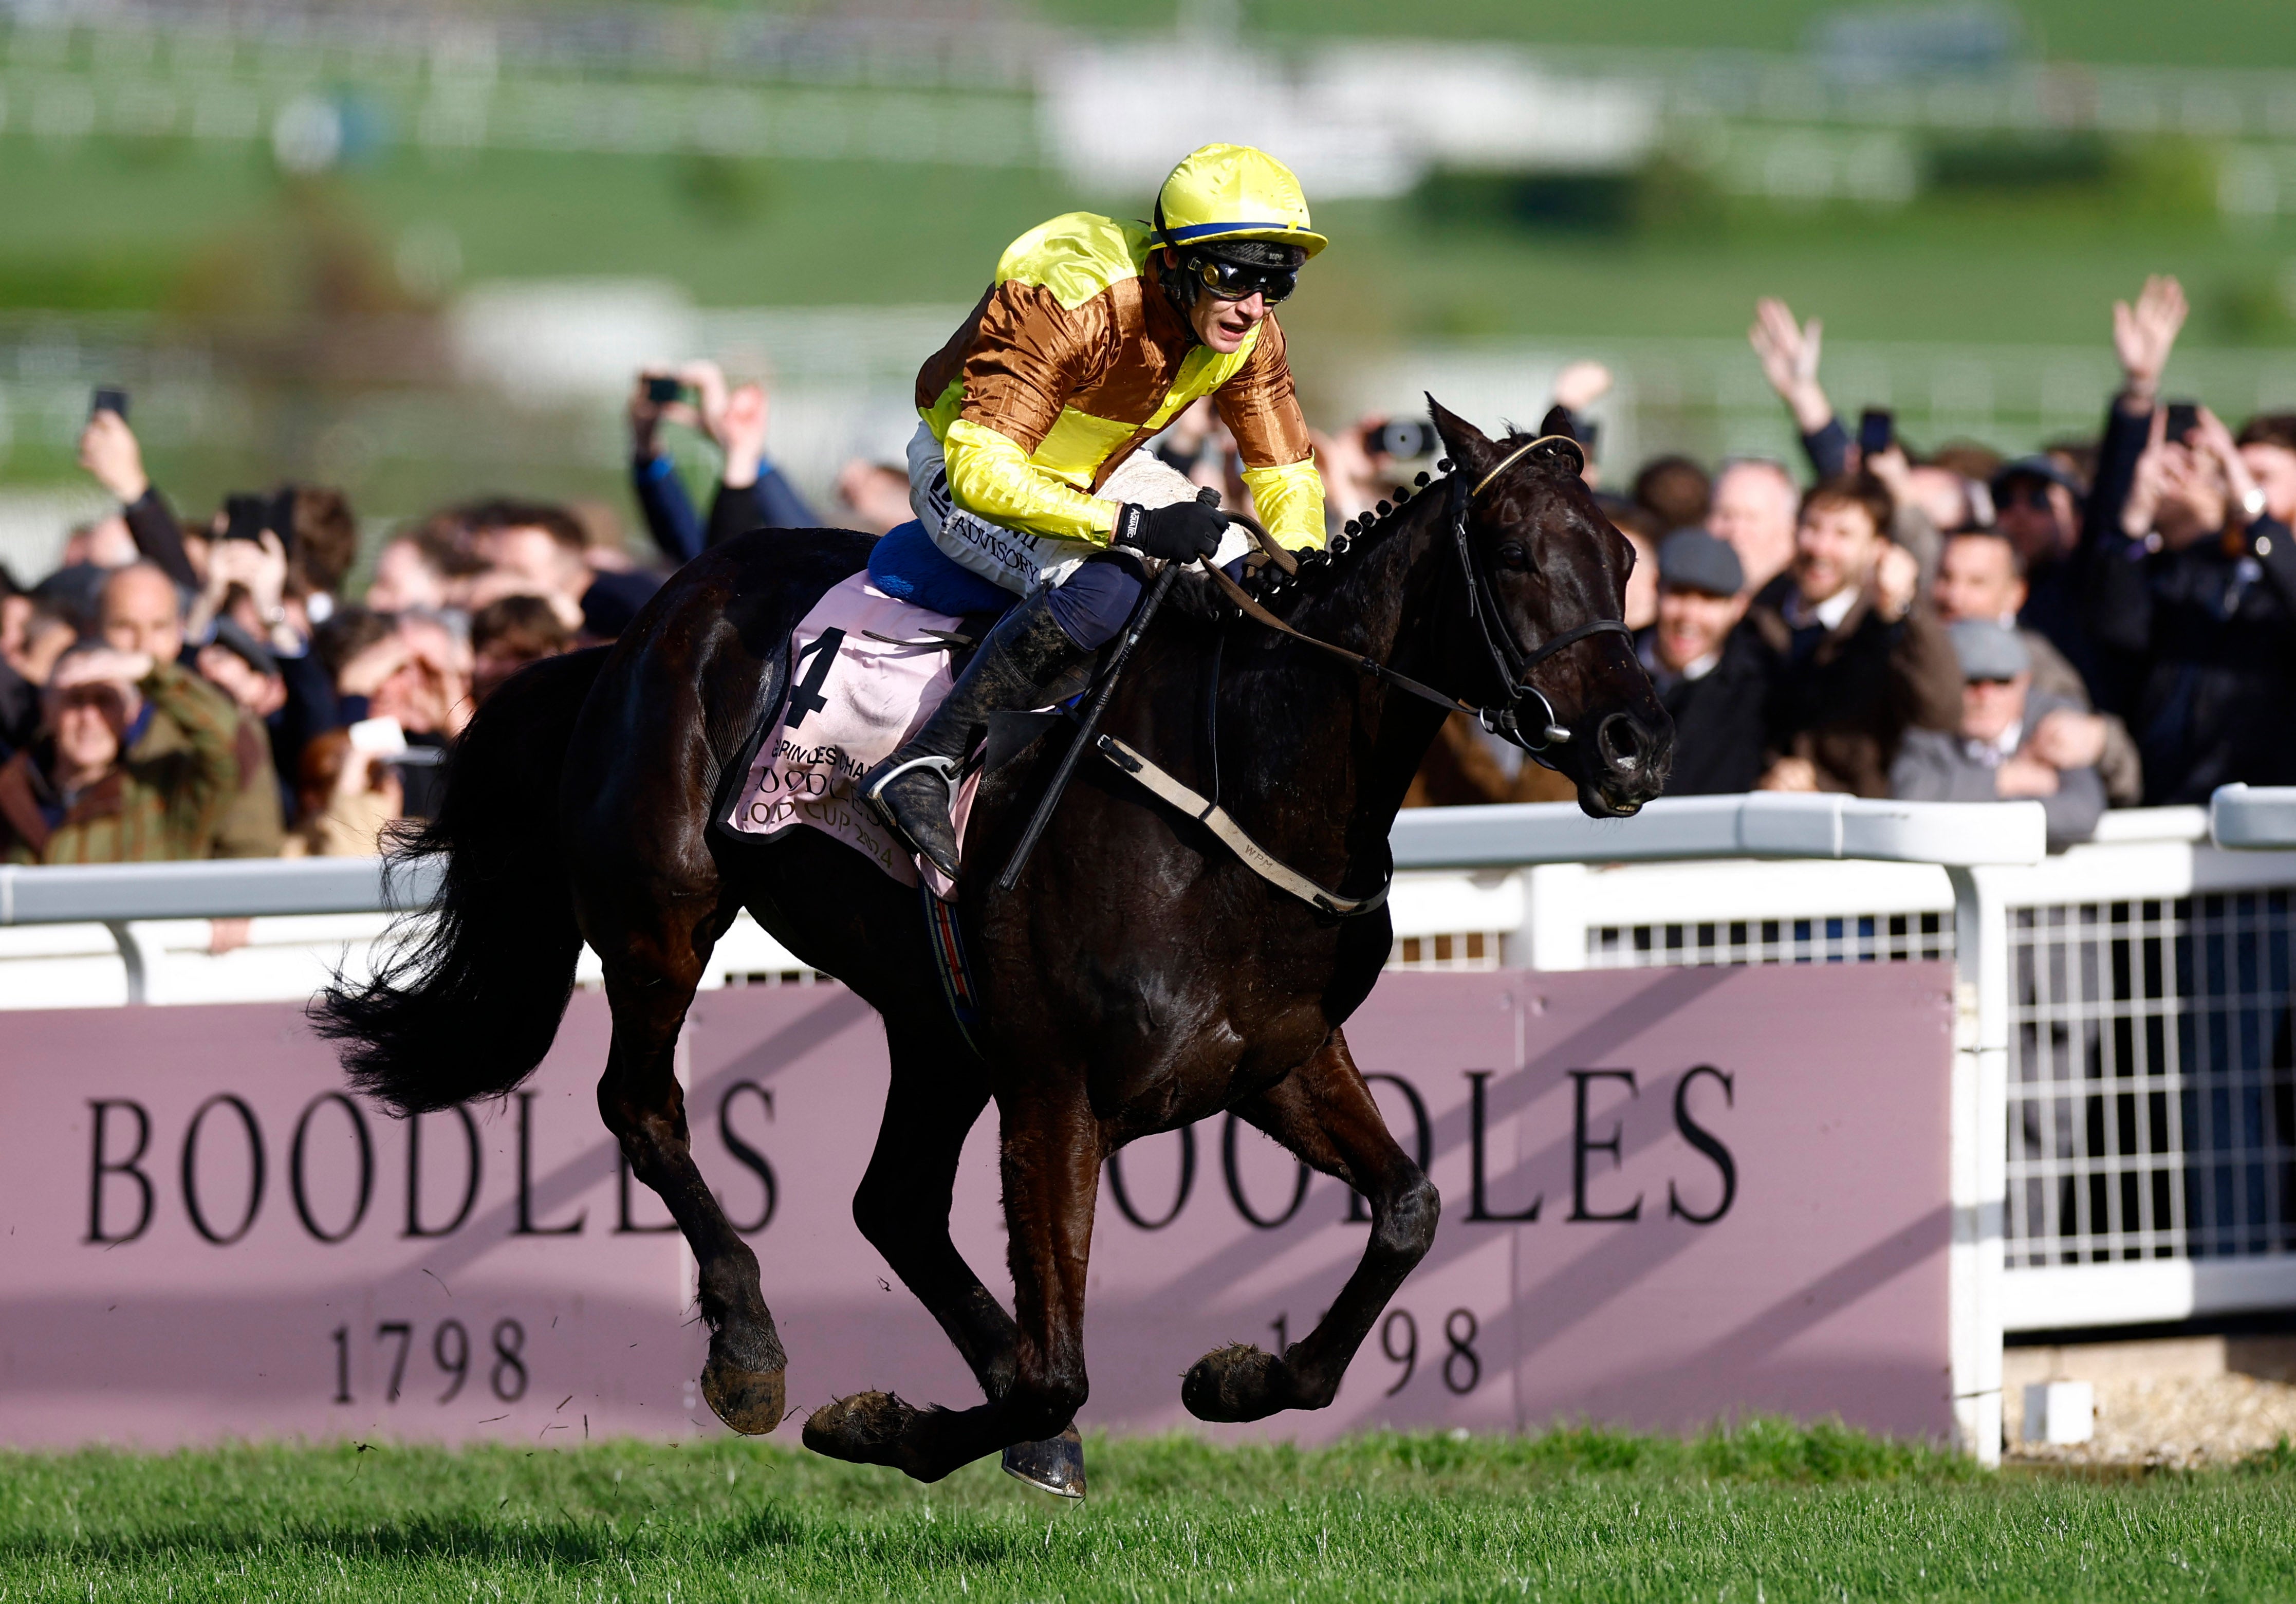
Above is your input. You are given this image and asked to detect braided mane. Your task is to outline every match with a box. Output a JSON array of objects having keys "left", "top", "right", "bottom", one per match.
[{"left": 1237, "top": 429, "right": 1538, "bottom": 611}]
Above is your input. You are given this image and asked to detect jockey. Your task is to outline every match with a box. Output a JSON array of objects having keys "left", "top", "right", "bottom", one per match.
[{"left": 861, "top": 142, "right": 1329, "bottom": 881}]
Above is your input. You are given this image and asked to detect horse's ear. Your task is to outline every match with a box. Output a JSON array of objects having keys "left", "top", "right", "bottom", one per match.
[
  {"left": 1427, "top": 395, "right": 1499, "bottom": 483},
  {"left": 1539, "top": 404, "right": 1577, "bottom": 440}
]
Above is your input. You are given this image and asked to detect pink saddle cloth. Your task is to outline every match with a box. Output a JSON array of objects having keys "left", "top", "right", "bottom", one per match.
[{"left": 724, "top": 571, "right": 980, "bottom": 896}]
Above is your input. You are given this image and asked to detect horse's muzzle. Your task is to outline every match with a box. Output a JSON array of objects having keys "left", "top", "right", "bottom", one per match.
[{"left": 1579, "top": 709, "right": 1673, "bottom": 818}]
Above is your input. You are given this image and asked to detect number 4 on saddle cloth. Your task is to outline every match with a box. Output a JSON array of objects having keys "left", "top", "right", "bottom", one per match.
[
  {"left": 722, "top": 568, "right": 1000, "bottom": 897},
  {"left": 720, "top": 548, "right": 1034, "bottom": 1055}
]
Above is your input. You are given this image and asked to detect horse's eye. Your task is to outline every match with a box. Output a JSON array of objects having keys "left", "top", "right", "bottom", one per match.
[{"left": 1494, "top": 542, "right": 1532, "bottom": 570}]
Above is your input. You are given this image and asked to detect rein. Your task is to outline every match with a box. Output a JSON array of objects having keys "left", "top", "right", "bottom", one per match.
[
  {"left": 1090, "top": 435, "right": 1630, "bottom": 922},
  {"left": 1199, "top": 434, "right": 1631, "bottom": 757}
]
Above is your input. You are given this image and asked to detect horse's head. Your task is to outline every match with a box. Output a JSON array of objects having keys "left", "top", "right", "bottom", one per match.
[{"left": 1427, "top": 398, "right": 1673, "bottom": 818}]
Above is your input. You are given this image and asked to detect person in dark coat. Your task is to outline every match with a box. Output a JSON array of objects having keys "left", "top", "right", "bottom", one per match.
[
  {"left": 1745, "top": 474, "right": 1962, "bottom": 797},
  {"left": 1635, "top": 529, "right": 1769, "bottom": 795}
]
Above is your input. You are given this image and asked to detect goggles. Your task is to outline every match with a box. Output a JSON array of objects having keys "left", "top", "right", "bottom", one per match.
[{"left": 1190, "top": 253, "right": 1297, "bottom": 305}]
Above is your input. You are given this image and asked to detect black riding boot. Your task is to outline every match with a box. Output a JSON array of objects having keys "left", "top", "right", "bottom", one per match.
[{"left": 860, "top": 587, "right": 1088, "bottom": 880}]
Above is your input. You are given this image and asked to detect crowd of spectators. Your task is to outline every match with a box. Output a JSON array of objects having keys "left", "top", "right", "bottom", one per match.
[
  {"left": 0, "top": 358, "right": 831, "bottom": 877},
  {"left": 1396, "top": 274, "right": 2296, "bottom": 844},
  {"left": 1, "top": 274, "right": 2290, "bottom": 879}
]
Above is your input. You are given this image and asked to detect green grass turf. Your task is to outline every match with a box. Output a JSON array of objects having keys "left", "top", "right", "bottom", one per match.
[
  {"left": 3, "top": 1425, "right": 2292, "bottom": 1601},
  {"left": 4, "top": 134, "right": 2290, "bottom": 350}
]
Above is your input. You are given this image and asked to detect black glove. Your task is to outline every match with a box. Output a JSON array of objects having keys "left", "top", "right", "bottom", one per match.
[{"left": 1113, "top": 495, "right": 1224, "bottom": 563}]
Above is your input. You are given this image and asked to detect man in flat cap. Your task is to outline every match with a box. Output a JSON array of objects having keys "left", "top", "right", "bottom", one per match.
[
  {"left": 1890, "top": 618, "right": 2103, "bottom": 850},
  {"left": 1636, "top": 528, "right": 1770, "bottom": 795}
]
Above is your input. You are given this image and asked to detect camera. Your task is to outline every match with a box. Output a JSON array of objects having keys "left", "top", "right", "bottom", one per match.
[
  {"left": 219, "top": 493, "right": 270, "bottom": 544},
  {"left": 219, "top": 488, "right": 297, "bottom": 545},
  {"left": 1365, "top": 419, "right": 1437, "bottom": 460},
  {"left": 89, "top": 386, "right": 129, "bottom": 421},
  {"left": 1858, "top": 409, "right": 1895, "bottom": 456},
  {"left": 645, "top": 375, "right": 686, "bottom": 404}
]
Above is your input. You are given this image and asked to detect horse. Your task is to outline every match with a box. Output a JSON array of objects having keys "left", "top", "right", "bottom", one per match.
[{"left": 317, "top": 399, "right": 1672, "bottom": 1488}]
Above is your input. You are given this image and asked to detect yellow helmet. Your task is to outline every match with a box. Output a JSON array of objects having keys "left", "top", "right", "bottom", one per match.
[{"left": 1153, "top": 143, "right": 1327, "bottom": 259}]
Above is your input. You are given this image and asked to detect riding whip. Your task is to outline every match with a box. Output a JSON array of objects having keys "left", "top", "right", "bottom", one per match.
[{"left": 994, "top": 488, "right": 1216, "bottom": 893}]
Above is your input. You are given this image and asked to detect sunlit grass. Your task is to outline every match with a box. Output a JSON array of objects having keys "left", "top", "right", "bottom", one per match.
[{"left": 2, "top": 1423, "right": 2291, "bottom": 1600}]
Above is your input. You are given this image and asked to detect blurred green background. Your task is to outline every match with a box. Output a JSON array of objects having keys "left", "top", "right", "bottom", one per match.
[{"left": 2, "top": 0, "right": 2293, "bottom": 564}]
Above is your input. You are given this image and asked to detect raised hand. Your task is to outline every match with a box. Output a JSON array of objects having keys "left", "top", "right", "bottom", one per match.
[
  {"left": 1749, "top": 298, "right": 1831, "bottom": 433},
  {"left": 716, "top": 382, "right": 770, "bottom": 490},
  {"left": 52, "top": 647, "right": 154, "bottom": 692},
  {"left": 1551, "top": 360, "right": 1614, "bottom": 414},
  {"left": 2112, "top": 275, "right": 2187, "bottom": 406},
  {"left": 1872, "top": 541, "right": 1920, "bottom": 623},
  {"left": 79, "top": 408, "right": 150, "bottom": 503}
]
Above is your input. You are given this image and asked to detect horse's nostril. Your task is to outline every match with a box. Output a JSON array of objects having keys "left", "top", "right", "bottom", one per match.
[{"left": 1597, "top": 713, "right": 1642, "bottom": 773}]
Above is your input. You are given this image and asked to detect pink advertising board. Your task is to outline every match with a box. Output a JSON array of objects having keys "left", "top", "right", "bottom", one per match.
[{"left": 0, "top": 964, "right": 1953, "bottom": 1450}]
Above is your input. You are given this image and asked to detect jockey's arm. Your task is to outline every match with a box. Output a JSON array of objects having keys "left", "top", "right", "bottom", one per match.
[
  {"left": 1216, "top": 315, "right": 1327, "bottom": 551},
  {"left": 942, "top": 418, "right": 1118, "bottom": 545},
  {"left": 941, "top": 278, "right": 1121, "bottom": 546}
]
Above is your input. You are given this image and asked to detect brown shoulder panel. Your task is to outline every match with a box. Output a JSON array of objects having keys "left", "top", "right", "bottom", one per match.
[
  {"left": 1215, "top": 313, "right": 1313, "bottom": 468},
  {"left": 915, "top": 286, "right": 995, "bottom": 412},
  {"left": 954, "top": 280, "right": 1114, "bottom": 456}
]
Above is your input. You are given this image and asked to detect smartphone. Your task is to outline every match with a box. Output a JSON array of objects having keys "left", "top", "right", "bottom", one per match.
[
  {"left": 90, "top": 386, "right": 129, "bottom": 420},
  {"left": 1578, "top": 419, "right": 1601, "bottom": 460},
  {"left": 219, "top": 493, "right": 270, "bottom": 543},
  {"left": 645, "top": 375, "right": 684, "bottom": 404},
  {"left": 2163, "top": 401, "right": 2201, "bottom": 443},
  {"left": 345, "top": 715, "right": 409, "bottom": 758},
  {"left": 1859, "top": 408, "right": 1895, "bottom": 456},
  {"left": 1366, "top": 419, "right": 1437, "bottom": 459}
]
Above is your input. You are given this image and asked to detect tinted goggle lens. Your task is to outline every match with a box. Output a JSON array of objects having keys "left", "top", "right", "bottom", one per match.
[{"left": 1194, "top": 256, "right": 1297, "bottom": 304}]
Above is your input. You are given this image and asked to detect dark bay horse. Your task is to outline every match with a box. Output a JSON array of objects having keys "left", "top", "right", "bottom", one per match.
[{"left": 319, "top": 400, "right": 1671, "bottom": 1486}]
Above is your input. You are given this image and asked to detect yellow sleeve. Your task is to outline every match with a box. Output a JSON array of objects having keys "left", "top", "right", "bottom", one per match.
[
  {"left": 1242, "top": 457, "right": 1327, "bottom": 551},
  {"left": 943, "top": 417, "right": 1119, "bottom": 545}
]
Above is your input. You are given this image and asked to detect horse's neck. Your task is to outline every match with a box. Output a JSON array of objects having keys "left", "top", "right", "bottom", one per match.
[{"left": 1223, "top": 496, "right": 1459, "bottom": 866}]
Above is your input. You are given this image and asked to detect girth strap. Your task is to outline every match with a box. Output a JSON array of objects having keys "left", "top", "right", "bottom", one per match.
[{"left": 1093, "top": 733, "right": 1391, "bottom": 919}]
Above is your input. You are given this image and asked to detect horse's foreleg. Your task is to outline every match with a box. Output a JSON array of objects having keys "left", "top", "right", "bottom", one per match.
[
  {"left": 805, "top": 1084, "right": 1098, "bottom": 1483},
  {"left": 849, "top": 1025, "right": 1019, "bottom": 1402},
  {"left": 596, "top": 931, "right": 787, "bottom": 1436},
  {"left": 1182, "top": 1029, "right": 1439, "bottom": 1423}
]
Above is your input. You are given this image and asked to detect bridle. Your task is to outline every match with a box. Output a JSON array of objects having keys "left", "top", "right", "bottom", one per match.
[
  {"left": 1090, "top": 433, "right": 1634, "bottom": 922},
  {"left": 1445, "top": 434, "right": 1634, "bottom": 759},
  {"left": 1201, "top": 432, "right": 1632, "bottom": 762}
]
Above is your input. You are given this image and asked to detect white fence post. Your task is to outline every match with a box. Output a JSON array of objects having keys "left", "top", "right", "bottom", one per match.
[
  {"left": 1946, "top": 864, "right": 2007, "bottom": 1466},
  {"left": 1512, "top": 862, "right": 1591, "bottom": 971}
]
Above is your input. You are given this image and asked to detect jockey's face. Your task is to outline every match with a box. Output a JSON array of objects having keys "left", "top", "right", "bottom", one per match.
[{"left": 1165, "top": 249, "right": 1272, "bottom": 354}]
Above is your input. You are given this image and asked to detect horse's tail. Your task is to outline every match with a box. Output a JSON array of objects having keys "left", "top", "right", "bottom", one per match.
[{"left": 314, "top": 646, "right": 608, "bottom": 1115}]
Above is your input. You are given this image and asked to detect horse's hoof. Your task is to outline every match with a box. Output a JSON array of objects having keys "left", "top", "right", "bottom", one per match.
[
  {"left": 1002, "top": 1424, "right": 1086, "bottom": 1499},
  {"left": 802, "top": 1391, "right": 918, "bottom": 1465},
  {"left": 1182, "top": 1342, "right": 1288, "bottom": 1423},
  {"left": 700, "top": 1354, "right": 786, "bottom": 1436}
]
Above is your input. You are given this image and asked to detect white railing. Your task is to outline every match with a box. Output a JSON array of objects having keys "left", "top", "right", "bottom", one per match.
[{"left": 13, "top": 792, "right": 2296, "bottom": 1463}]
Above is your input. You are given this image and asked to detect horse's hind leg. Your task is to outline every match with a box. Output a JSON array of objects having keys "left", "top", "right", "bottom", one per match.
[
  {"left": 1183, "top": 1029, "right": 1439, "bottom": 1422},
  {"left": 595, "top": 910, "right": 788, "bottom": 1435}
]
